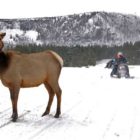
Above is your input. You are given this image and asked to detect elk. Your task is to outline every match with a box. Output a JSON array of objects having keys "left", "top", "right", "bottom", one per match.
[{"left": 0, "top": 32, "right": 63, "bottom": 122}]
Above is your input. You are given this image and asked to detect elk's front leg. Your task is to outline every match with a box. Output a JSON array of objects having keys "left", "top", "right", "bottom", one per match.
[{"left": 9, "top": 86, "right": 20, "bottom": 122}]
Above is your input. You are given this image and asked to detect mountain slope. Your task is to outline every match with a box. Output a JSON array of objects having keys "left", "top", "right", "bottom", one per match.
[{"left": 0, "top": 12, "right": 140, "bottom": 46}]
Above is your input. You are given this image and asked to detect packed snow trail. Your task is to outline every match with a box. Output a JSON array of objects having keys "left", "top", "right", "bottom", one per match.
[{"left": 0, "top": 62, "right": 140, "bottom": 140}]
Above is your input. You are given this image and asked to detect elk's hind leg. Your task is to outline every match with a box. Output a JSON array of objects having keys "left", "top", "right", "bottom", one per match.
[
  {"left": 49, "top": 82, "right": 62, "bottom": 118},
  {"left": 54, "top": 84, "right": 62, "bottom": 118},
  {"left": 42, "top": 82, "right": 55, "bottom": 117}
]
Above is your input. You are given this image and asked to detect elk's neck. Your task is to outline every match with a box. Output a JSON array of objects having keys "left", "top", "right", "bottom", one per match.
[{"left": 0, "top": 51, "right": 10, "bottom": 73}]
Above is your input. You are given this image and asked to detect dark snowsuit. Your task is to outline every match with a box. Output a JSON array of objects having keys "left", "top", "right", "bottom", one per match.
[{"left": 105, "top": 59, "right": 115, "bottom": 68}]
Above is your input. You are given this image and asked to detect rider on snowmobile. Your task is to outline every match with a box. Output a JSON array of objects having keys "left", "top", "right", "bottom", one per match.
[{"left": 110, "top": 52, "right": 127, "bottom": 77}]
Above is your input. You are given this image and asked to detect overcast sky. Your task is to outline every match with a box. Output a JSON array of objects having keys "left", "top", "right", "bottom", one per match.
[{"left": 0, "top": 0, "right": 140, "bottom": 19}]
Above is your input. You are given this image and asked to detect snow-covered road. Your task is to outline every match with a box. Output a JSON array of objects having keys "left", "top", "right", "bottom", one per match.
[{"left": 0, "top": 62, "right": 140, "bottom": 140}]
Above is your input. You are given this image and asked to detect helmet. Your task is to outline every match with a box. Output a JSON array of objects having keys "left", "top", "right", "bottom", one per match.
[{"left": 117, "top": 52, "right": 123, "bottom": 58}]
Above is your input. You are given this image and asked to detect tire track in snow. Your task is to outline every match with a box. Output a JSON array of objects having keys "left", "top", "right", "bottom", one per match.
[
  {"left": 29, "top": 96, "right": 97, "bottom": 140},
  {"left": 0, "top": 108, "right": 11, "bottom": 127},
  {"left": 0, "top": 104, "right": 44, "bottom": 130},
  {"left": 0, "top": 110, "right": 31, "bottom": 129},
  {"left": 102, "top": 110, "right": 117, "bottom": 138},
  {"left": 29, "top": 99, "right": 88, "bottom": 139},
  {"left": 0, "top": 108, "right": 11, "bottom": 119},
  {"left": 101, "top": 107, "right": 138, "bottom": 140},
  {"left": 129, "top": 107, "right": 137, "bottom": 140},
  {"left": 0, "top": 104, "right": 47, "bottom": 140}
]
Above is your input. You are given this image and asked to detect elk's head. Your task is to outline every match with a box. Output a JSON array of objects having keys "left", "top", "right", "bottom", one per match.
[{"left": 0, "top": 32, "right": 6, "bottom": 51}]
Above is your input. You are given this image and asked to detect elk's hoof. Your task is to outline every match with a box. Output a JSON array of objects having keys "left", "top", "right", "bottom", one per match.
[
  {"left": 54, "top": 114, "right": 60, "bottom": 118},
  {"left": 12, "top": 117, "right": 17, "bottom": 122},
  {"left": 11, "top": 113, "right": 18, "bottom": 122}
]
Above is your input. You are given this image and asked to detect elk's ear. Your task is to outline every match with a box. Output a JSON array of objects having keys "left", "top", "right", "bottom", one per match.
[{"left": 0, "top": 32, "right": 6, "bottom": 39}]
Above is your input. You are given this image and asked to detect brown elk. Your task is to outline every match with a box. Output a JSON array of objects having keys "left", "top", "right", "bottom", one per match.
[{"left": 0, "top": 32, "right": 63, "bottom": 122}]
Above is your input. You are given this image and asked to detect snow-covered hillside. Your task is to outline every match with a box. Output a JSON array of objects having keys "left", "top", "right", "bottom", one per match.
[
  {"left": 1, "top": 12, "right": 140, "bottom": 46},
  {"left": 0, "top": 62, "right": 140, "bottom": 140}
]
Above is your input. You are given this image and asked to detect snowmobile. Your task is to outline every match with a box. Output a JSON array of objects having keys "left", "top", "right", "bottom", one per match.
[{"left": 116, "top": 63, "right": 130, "bottom": 78}]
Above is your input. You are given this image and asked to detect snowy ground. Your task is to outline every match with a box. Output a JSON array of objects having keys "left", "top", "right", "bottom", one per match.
[{"left": 0, "top": 61, "right": 140, "bottom": 140}]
